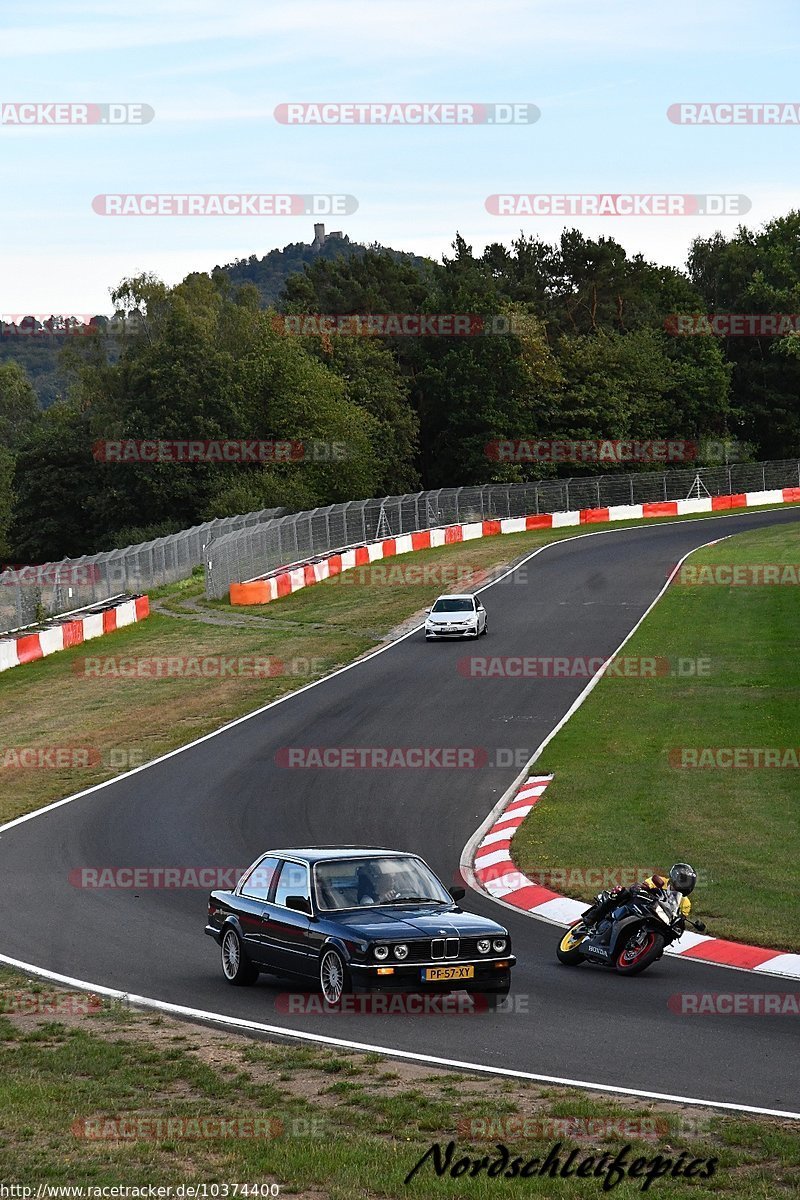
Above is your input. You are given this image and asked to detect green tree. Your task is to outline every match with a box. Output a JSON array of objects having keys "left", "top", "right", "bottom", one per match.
[
  {"left": 0, "top": 445, "right": 14, "bottom": 559},
  {"left": 0, "top": 360, "right": 39, "bottom": 450},
  {"left": 688, "top": 212, "right": 800, "bottom": 457}
]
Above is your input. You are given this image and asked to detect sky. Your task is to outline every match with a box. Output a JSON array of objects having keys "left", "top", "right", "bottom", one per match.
[{"left": 2, "top": 0, "right": 799, "bottom": 315}]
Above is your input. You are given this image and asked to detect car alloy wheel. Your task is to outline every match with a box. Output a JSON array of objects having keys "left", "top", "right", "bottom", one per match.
[
  {"left": 221, "top": 927, "right": 259, "bottom": 985},
  {"left": 320, "top": 948, "right": 348, "bottom": 1004},
  {"left": 222, "top": 928, "right": 241, "bottom": 980}
]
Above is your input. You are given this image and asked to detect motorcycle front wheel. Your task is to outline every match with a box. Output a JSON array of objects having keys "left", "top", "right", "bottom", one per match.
[
  {"left": 615, "top": 929, "right": 665, "bottom": 976},
  {"left": 556, "top": 924, "right": 587, "bottom": 965}
]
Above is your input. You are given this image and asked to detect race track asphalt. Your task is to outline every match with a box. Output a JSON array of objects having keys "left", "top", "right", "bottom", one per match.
[{"left": 1, "top": 508, "right": 798, "bottom": 1113}]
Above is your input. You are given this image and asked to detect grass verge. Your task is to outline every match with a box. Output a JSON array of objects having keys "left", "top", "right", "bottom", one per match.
[
  {"left": 0, "top": 968, "right": 797, "bottom": 1197},
  {"left": 512, "top": 522, "right": 800, "bottom": 951}
]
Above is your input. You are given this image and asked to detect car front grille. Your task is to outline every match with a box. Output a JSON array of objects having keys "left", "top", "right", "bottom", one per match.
[{"left": 430, "top": 937, "right": 460, "bottom": 959}]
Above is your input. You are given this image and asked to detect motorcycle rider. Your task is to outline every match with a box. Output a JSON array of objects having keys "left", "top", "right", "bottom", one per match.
[{"left": 590, "top": 863, "right": 698, "bottom": 946}]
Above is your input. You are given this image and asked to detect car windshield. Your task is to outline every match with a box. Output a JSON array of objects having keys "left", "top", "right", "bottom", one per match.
[
  {"left": 314, "top": 856, "right": 452, "bottom": 911},
  {"left": 431, "top": 598, "right": 472, "bottom": 613}
]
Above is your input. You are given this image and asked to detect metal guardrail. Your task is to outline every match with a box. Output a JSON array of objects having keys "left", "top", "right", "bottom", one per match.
[
  {"left": 3, "top": 459, "right": 796, "bottom": 628},
  {"left": 203, "top": 460, "right": 800, "bottom": 599},
  {"left": 0, "top": 508, "right": 285, "bottom": 635}
]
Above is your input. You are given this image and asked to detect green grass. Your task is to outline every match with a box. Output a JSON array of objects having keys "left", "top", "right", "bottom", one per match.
[
  {"left": 0, "top": 969, "right": 797, "bottom": 1197},
  {"left": 512, "top": 522, "right": 800, "bottom": 951}
]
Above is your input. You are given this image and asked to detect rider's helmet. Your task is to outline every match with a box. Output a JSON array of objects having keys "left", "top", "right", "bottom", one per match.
[{"left": 668, "top": 863, "right": 697, "bottom": 894}]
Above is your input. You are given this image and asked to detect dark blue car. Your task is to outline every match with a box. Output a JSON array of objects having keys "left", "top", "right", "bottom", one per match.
[{"left": 205, "top": 847, "right": 515, "bottom": 1006}]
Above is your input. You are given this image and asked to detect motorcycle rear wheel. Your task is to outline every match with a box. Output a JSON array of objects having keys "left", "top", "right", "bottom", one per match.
[
  {"left": 556, "top": 925, "right": 587, "bottom": 966},
  {"left": 615, "top": 930, "right": 665, "bottom": 976}
]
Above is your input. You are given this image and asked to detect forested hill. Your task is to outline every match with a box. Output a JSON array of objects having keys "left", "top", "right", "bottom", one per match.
[
  {"left": 213, "top": 233, "right": 431, "bottom": 306},
  {"left": 3, "top": 213, "right": 800, "bottom": 562},
  {"left": 3, "top": 232, "right": 432, "bottom": 408}
]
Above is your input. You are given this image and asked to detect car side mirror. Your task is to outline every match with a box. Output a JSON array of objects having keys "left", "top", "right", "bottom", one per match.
[
  {"left": 285, "top": 895, "right": 311, "bottom": 914},
  {"left": 425, "top": 608, "right": 431, "bottom": 614},
  {"left": 449, "top": 886, "right": 466, "bottom": 901}
]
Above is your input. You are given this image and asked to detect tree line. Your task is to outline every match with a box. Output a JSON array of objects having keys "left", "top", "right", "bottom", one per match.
[{"left": 2, "top": 212, "right": 800, "bottom": 563}]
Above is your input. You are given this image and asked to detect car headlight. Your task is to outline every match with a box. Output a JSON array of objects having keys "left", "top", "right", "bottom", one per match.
[
  {"left": 374, "top": 944, "right": 389, "bottom": 960},
  {"left": 393, "top": 943, "right": 409, "bottom": 960},
  {"left": 492, "top": 938, "right": 507, "bottom": 953},
  {"left": 477, "top": 938, "right": 492, "bottom": 954}
]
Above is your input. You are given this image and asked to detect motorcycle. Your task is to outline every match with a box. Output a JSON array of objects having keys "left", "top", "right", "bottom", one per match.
[{"left": 556, "top": 887, "right": 707, "bottom": 976}]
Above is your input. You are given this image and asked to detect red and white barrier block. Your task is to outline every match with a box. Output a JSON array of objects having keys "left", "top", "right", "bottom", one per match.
[
  {"left": 230, "top": 487, "right": 800, "bottom": 606},
  {"left": 471, "top": 775, "right": 800, "bottom": 981},
  {"left": 0, "top": 596, "right": 150, "bottom": 675}
]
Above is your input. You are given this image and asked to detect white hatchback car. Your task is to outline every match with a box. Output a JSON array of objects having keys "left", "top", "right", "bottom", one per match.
[{"left": 424, "top": 593, "right": 487, "bottom": 639}]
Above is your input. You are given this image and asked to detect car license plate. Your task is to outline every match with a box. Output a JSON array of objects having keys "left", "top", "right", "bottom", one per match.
[{"left": 422, "top": 965, "right": 474, "bottom": 982}]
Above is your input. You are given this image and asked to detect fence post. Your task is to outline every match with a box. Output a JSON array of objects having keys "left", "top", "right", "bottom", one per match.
[
  {"left": 762, "top": 462, "right": 766, "bottom": 490},
  {"left": 629, "top": 476, "right": 634, "bottom": 504}
]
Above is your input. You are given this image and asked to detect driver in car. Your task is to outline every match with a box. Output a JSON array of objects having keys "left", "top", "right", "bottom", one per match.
[{"left": 357, "top": 862, "right": 408, "bottom": 904}]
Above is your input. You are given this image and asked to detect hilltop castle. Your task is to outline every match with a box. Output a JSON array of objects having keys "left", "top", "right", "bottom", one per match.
[{"left": 311, "top": 223, "right": 343, "bottom": 250}]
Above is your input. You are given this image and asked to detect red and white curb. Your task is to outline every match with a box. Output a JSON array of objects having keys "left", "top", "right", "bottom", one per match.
[
  {"left": 0, "top": 595, "right": 150, "bottom": 675},
  {"left": 471, "top": 775, "right": 800, "bottom": 981},
  {"left": 230, "top": 486, "right": 800, "bottom": 606}
]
